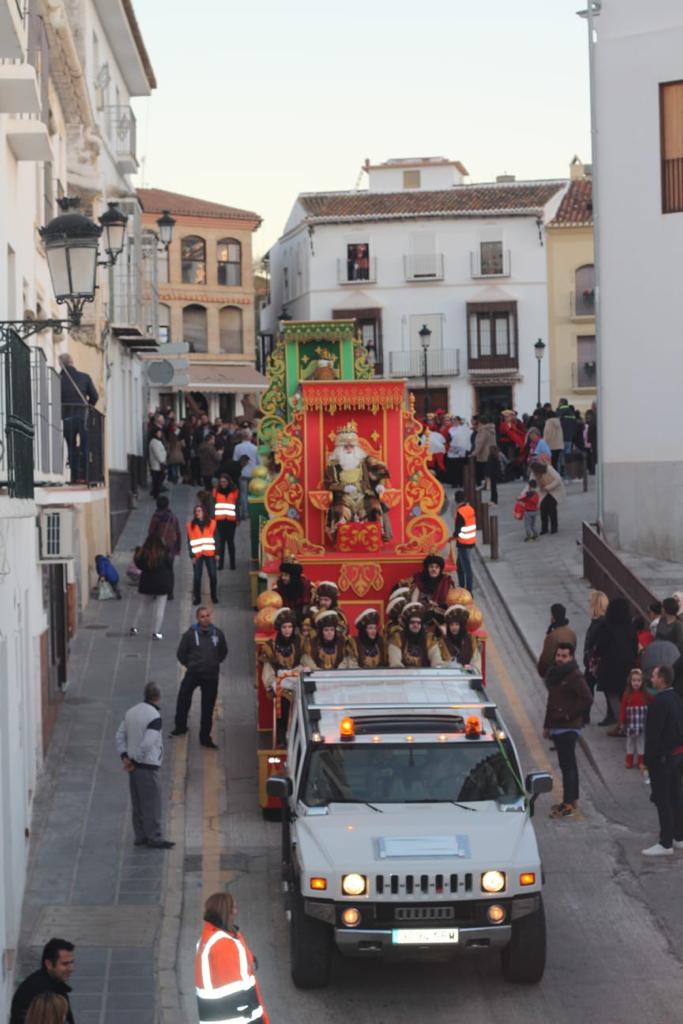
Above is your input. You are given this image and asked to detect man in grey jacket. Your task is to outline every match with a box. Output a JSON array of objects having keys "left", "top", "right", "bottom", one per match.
[{"left": 115, "top": 681, "right": 174, "bottom": 849}]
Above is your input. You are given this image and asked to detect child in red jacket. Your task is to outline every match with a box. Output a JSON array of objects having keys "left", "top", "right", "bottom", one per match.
[
  {"left": 517, "top": 479, "right": 541, "bottom": 541},
  {"left": 619, "top": 667, "right": 651, "bottom": 775}
]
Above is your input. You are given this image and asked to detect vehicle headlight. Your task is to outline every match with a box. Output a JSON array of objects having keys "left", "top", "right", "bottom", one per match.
[
  {"left": 342, "top": 873, "right": 367, "bottom": 896},
  {"left": 481, "top": 870, "right": 506, "bottom": 893},
  {"left": 342, "top": 907, "right": 361, "bottom": 927}
]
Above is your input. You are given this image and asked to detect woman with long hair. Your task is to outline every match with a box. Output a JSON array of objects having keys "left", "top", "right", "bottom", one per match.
[
  {"left": 132, "top": 533, "right": 173, "bottom": 640},
  {"left": 583, "top": 590, "right": 609, "bottom": 711},
  {"left": 593, "top": 596, "right": 638, "bottom": 727},
  {"left": 195, "top": 892, "right": 269, "bottom": 1024},
  {"left": 25, "top": 993, "right": 69, "bottom": 1024}
]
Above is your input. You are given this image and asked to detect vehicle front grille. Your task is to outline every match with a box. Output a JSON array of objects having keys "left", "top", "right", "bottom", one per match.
[
  {"left": 374, "top": 872, "right": 473, "bottom": 897},
  {"left": 395, "top": 906, "right": 455, "bottom": 921},
  {"left": 374, "top": 902, "right": 479, "bottom": 925}
]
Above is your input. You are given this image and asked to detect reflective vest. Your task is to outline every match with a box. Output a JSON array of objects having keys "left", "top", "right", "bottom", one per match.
[
  {"left": 213, "top": 488, "right": 238, "bottom": 521},
  {"left": 195, "top": 923, "right": 268, "bottom": 1024},
  {"left": 456, "top": 503, "right": 477, "bottom": 545},
  {"left": 187, "top": 520, "right": 217, "bottom": 559}
]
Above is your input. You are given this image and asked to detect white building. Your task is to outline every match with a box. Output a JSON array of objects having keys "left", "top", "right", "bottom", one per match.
[
  {"left": 260, "top": 157, "right": 566, "bottom": 418},
  {"left": 593, "top": 1, "right": 683, "bottom": 560},
  {"left": 0, "top": 2, "right": 155, "bottom": 1016}
]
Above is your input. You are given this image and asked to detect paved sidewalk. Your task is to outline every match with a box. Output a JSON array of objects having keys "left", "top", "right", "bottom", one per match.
[{"left": 13, "top": 482, "right": 231, "bottom": 1024}]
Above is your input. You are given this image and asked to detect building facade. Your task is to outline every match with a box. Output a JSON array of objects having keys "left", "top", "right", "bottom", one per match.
[
  {"left": 545, "top": 159, "right": 596, "bottom": 410},
  {"left": 0, "top": 1, "right": 155, "bottom": 1014},
  {"left": 137, "top": 188, "right": 266, "bottom": 421},
  {"left": 594, "top": 0, "right": 683, "bottom": 559},
  {"left": 260, "top": 157, "right": 567, "bottom": 418}
]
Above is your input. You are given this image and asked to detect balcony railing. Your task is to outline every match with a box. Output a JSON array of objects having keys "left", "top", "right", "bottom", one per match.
[
  {"left": 571, "top": 361, "right": 597, "bottom": 389},
  {"left": 570, "top": 289, "right": 596, "bottom": 318},
  {"left": 105, "top": 104, "right": 137, "bottom": 173},
  {"left": 467, "top": 352, "right": 518, "bottom": 372},
  {"left": 62, "top": 404, "right": 105, "bottom": 485},
  {"left": 470, "top": 249, "right": 511, "bottom": 278},
  {"left": 0, "top": 328, "right": 34, "bottom": 498},
  {"left": 403, "top": 253, "right": 444, "bottom": 281},
  {"left": 388, "top": 348, "right": 460, "bottom": 378},
  {"left": 111, "top": 210, "right": 160, "bottom": 345},
  {"left": 337, "top": 257, "right": 377, "bottom": 284},
  {"left": 31, "top": 348, "right": 66, "bottom": 481}
]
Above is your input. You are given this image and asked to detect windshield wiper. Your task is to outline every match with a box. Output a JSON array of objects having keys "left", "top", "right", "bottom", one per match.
[{"left": 404, "top": 799, "right": 477, "bottom": 811}]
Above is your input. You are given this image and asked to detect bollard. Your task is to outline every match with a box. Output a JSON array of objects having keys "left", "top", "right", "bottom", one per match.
[
  {"left": 489, "top": 505, "right": 499, "bottom": 561},
  {"left": 583, "top": 459, "right": 588, "bottom": 493},
  {"left": 463, "top": 457, "right": 475, "bottom": 504},
  {"left": 481, "top": 501, "right": 490, "bottom": 545},
  {"left": 473, "top": 487, "right": 482, "bottom": 524}
]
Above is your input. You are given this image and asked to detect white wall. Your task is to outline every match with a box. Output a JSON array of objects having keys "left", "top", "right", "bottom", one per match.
[
  {"left": 366, "top": 162, "right": 464, "bottom": 191},
  {"left": 265, "top": 209, "right": 555, "bottom": 416},
  {"left": 595, "top": 0, "right": 683, "bottom": 557}
]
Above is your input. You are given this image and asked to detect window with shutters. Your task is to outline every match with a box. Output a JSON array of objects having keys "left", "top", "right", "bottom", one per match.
[
  {"left": 466, "top": 302, "right": 518, "bottom": 369},
  {"left": 217, "top": 238, "right": 241, "bottom": 286},
  {"left": 219, "top": 306, "right": 243, "bottom": 354},
  {"left": 181, "top": 236, "right": 206, "bottom": 284},
  {"left": 660, "top": 81, "right": 683, "bottom": 213},
  {"left": 183, "top": 304, "right": 207, "bottom": 352}
]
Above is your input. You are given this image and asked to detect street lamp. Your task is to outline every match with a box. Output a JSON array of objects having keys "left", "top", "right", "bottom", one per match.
[
  {"left": 98, "top": 201, "right": 128, "bottom": 264},
  {"left": 534, "top": 338, "right": 546, "bottom": 407},
  {"left": 156, "top": 209, "right": 176, "bottom": 250},
  {"left": 419, "top": 323, "right": 432, "bottom": 420},
  {"left": 39, "top": 197, "right": 102, "bottom": 327}
]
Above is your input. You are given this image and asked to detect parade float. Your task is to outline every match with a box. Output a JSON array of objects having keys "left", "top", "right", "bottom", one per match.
[{"left": 252, "top": 320, "right": 486, "bottom": 811}]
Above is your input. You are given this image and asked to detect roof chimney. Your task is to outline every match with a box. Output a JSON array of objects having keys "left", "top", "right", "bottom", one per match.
[{"left": 496, "top": 174, "right": 516, "bottom": 183}]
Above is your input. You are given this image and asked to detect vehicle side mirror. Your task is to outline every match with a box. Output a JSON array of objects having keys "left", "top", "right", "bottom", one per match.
[
  {"left": 525, "top": 771, "right": 553, "bottom": 816},
  {"left": 266, "top": 776, "right": 293, "bottom": 800}
]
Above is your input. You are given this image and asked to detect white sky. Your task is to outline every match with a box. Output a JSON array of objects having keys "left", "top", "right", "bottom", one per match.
[{"left": 131, "top": 0, "right": 591, "bottom": 256}]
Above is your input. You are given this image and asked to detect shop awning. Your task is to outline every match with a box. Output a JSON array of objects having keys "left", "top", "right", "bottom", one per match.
[{"left": 177, "top": 363, "right": 268, "bottom": 393}]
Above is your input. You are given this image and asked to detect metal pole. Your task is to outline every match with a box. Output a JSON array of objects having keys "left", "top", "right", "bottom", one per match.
[
  {"left": 423, "top": 348, "right": 429, "bottom": 421},
  {"left": 537, "top": 357, "right": 541, "bottom": 407},
  {"left": 586, "top": 0, "right": 604, "bottom": 531},
  {"left": 481, "top": 501, "right": 491, "bottom": 545},
  {"left": 489, "top": 506, "right": 499, "bottom": 561}
]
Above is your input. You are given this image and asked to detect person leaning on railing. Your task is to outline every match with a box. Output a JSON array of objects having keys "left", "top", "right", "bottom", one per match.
[{"left": 58, "top": 352, "right": 98, "bottom": 484}]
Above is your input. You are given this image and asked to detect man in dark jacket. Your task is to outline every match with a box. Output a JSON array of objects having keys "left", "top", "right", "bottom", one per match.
[
  {"left": 59, "top": 352, "right": 98, "bottom": 483},
  {"left": 543, "top": 642, "right": 592, "bottom": 819},
  {"left": 642, "top": 665, "right": 683, "bottom": 856},
  {"left": 171, "top": 606, "right": 227, "bottom": 749},
  {"left": 10, "top": 937, "right": 75, "bottom": 1024}
]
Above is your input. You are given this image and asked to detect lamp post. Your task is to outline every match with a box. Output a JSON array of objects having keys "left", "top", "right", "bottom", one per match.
[
  {"left": 156, "top": 209, "right": 176, "bottom": 250},
  {"left": 98, "top": 201, "right": 128, "bottom": 264},
  {"left": 534, "top": 338, "right": 546, "bottom": 407},
  {"left": 419, "top": 323, "right": 432, "bottom": 421}
]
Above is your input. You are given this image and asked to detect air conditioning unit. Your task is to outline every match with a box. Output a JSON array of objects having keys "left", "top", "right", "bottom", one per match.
[{"left": 39, "top": 508, "right": 75, "bottom": 561}]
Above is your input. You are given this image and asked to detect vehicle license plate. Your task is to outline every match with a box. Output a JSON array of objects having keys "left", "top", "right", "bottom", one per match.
[{"left": 392, "top": 928, "right": 459, "bottom": 945}]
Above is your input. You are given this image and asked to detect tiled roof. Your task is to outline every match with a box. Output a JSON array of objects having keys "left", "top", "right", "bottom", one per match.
[
  {"left": 137, "top": 188, "right": 261, "bottom": 225},
  {"left": 548, "top": 178, "right": 593, "bottom": 227},
  {"left": 298, "top": 181, "right": 565, "bottom": 223}
]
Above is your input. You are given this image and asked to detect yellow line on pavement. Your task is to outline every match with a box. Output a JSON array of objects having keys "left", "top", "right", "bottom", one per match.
[{"left": 487, "top": 636, "right": 553, "bottom": 775}]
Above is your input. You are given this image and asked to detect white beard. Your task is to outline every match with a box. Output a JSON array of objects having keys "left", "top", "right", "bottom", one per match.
[{"left": 334, "top": 445, "right": 365, "bottom": 472}]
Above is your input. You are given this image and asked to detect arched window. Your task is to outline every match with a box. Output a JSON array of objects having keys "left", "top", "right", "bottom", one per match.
[
  {"left": 575, "top": 264, "right": 595, "bottom": 316},
  {"left": 159, "top": 303, "right": 170, "bottom": 344},
  {"left": 219, "top": 306, "right": 243, "bottom": 353},
  {"left": 217, "top": 238, "right": 241, "bottom": 286},
  {"left": 183, "top": 304, "right": 207, "bottom": 352},
  {"left": 181, "top": 235, "right": 206, "bottom": 285}
]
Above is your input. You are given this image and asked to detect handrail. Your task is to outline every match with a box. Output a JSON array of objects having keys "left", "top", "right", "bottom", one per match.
[{"left": 582, "top": 521, "right": 657, "bottom": 618}]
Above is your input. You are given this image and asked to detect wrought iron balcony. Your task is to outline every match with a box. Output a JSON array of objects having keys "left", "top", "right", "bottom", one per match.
[
  {"left": 337, "top": 257, "right": 377, "bottom": 284},
  {"left": 105, "top": 104, "right": 137, "bottom": 173},
  {"left": 62, "top": 404, "right": 105, "bottom": 485},
  {"left": 571, "top": 361, "right": 597, "bottom": 389},
  {"left": 403, "top": 253, "right": 444, "bottom": 281},
  {"left": 0, "top": 327, "right": 34, "bottom": 498},
  {"left": 470, "top": 249, "right": 511, "bottom": 278},
  {"left": 569, "top": 289, "right": 596, "bottom": 319},
  {"left": 31, "top": 348, "right": 66, "bottom": 482},
  {"left": 388, "top": 348, "right": 460, "bottom": 378}
]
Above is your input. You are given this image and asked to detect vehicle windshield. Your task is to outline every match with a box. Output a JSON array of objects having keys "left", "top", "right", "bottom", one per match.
[{"left": 301, "top": 741, "right": 523, "bottom": 806}]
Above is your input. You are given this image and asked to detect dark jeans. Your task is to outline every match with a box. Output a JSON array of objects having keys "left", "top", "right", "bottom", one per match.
[
  {"left": 63, "top": 411, "right": 88, "bottom": 482},
  {"left": 649, "top": 755, "right": 683, "bottom": 848},
  {"left": 216, "top": 521, "right": 237, "bottom": 569},
  {"left": 192, "top": 556, "right": 217, "bottom": 603},
  {"left": 150, "top": 469, "right": 165, "bottom": 498},
  {"left": 167, "top": 463, "right": 180, "bottom": 483},
  {"left": 554, "top": 730, "right": 580, "bottom": 805},
  {"left": 174, "top": 672, "right": 219, "bottom": 743},
  {"left": 190, "top": 455, "right": 201, "bottom": 485},
  {"left": 445, "top": 456, "right": 466, "bottom": 488},
  {"left": 551, "top": 450, "right": 562, "bottom": 472},
  {"left": 540, "top": 494, "right": 558, "bottom": 533},
  {"left": 456, "top": 544, "right": 474, "bottom": 593}
]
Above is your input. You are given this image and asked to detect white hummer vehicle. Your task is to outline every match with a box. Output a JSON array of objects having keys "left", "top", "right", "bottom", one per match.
[{"left": 267, "top": 668, "right": 553, "bottom": 989}]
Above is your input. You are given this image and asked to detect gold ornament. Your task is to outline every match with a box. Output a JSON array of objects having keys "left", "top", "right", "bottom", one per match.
[
  {"left": 251, "top": 465, "right": 269, "bottom": 479},
  {"left": 255, "top": 607, "right": 278, "bottom": 631},
  {"left": 256, "top": 591, "right": 283, "bottom": 611},
  {"left": 466, "top": 605, "right": 484, "bottom": 633},
  {"left": 447, "top": 587, "right": 473, "bottom": 607},
  {"left": 248, "top": 477, "right": 268, "bottom": 496}
]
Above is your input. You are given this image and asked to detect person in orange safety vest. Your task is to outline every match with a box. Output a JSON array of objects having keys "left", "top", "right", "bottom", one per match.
[
  {"left": 195, "top": 891, "right": 269, "bottom": 1024},
  {"left": 186, "top": 504, "right": 218, "bottom": 605},
  {"left": 450, "top": 489, "right": 477, "bottom": 595},
  {"left": 212, "top": 473, "right": 239, "bottom": 572}
]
